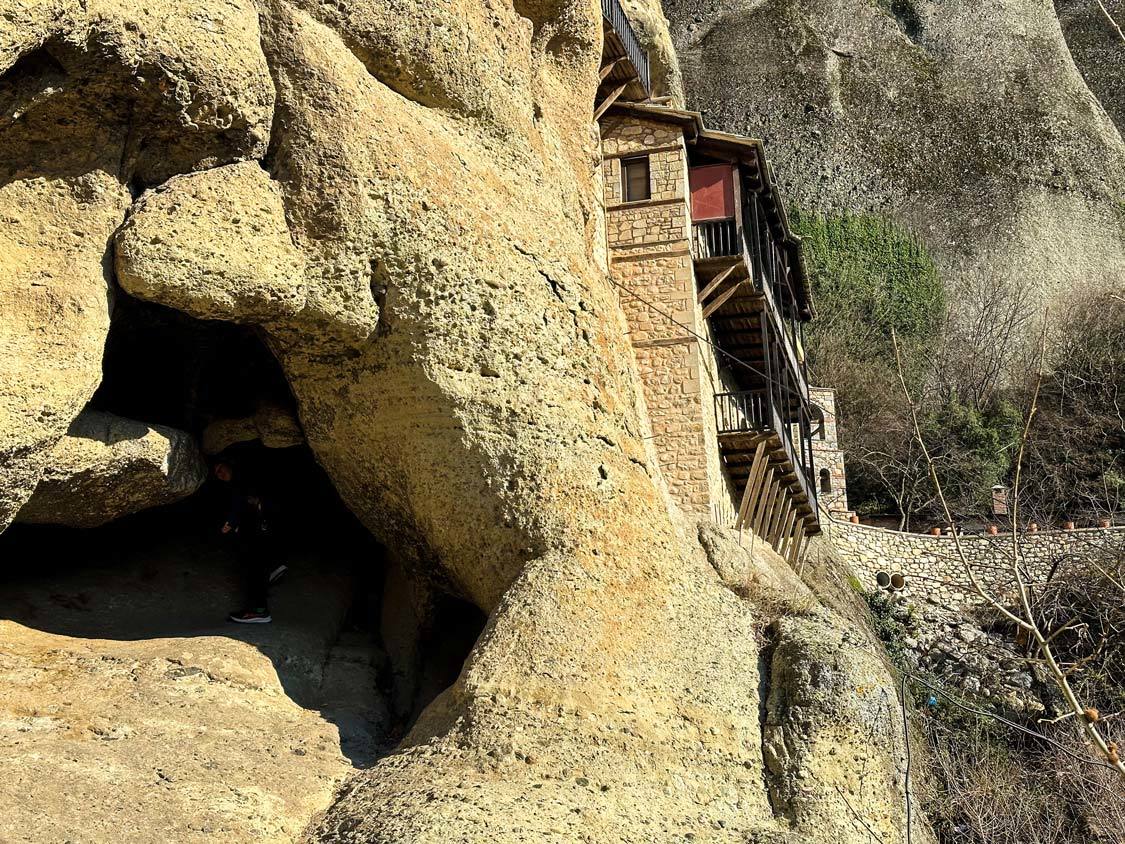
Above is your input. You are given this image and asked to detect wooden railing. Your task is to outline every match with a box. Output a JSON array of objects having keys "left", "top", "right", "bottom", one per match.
[
  {"left": 601, "top": 0, "right": 651, "bottom": 93},
  {"left": 692, "top": 219, "right": 739, "bottom": 260},
  {"left": 715, "top": 390, "right": 818, "bottom": 510},
  {"left": 690, "top": 200, "right": 808, "bottom": 400},
  {"left": 714, "top": 389, "right": 769, "bottom": 434}
]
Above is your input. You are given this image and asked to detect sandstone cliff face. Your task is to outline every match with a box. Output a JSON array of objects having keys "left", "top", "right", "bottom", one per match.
[
  {"left": 0, "top": 0, "right": 273, "bottom": 532},
  {"left": 1057, "top": 0, "right": 1125, "bottom": 132},
  {"left": 2, "top": 1, "right": 929, "bottom": 840},
  {"left": 664, "top": 0, "right": 1125, "bottom": 307}
]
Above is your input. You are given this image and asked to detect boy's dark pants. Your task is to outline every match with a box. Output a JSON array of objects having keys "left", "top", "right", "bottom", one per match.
[{"left": 238, "top": 531, "right": 271, "bottom": 611}]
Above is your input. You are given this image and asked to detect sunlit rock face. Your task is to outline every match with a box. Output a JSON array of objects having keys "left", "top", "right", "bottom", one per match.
[
  {"left": 0, "top": 0, "right": 273, "bottom": 532},
  {"left": 664, "top": 0, "right": 1125, "bottom": 310},
  {"left": 1, "top": 1, "right": 931, "bottom": 840},
  {"left": 15, "top": 410, "right": 206, "bottom": 528}
]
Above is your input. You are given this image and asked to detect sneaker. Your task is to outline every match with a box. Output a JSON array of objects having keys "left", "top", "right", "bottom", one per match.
[
  {"left": 268, "top": 564, "right": 288, "bottom": 584},
  {"left": 228, "top": 609, "right": 272, "bottom": 624}
]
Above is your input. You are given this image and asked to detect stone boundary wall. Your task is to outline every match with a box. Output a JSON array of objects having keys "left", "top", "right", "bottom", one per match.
[{"left": 823, "top": 516, "right": 1125, "bottom": 609}]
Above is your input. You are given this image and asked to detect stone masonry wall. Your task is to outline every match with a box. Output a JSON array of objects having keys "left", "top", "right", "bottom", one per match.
[
  {"left": 808, "top": 386, "right": 849, "bottom": 515},
  {"left": 602, "top": 115, "right": 709, "bottom": 518},
  {"left": 601, "top": 113, "right": 742, "bottom": 521},
  {"left": 824, "top": 516, "right": 1125, "bottom": 610}
]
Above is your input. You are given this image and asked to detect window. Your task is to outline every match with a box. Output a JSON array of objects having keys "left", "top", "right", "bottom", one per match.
[
  {"left": 819, "top": 468, "right": 832, "bottom": 494},
  {"left": 622, "top": 156, "right": 650, "bottom": 202},
  {"left": 810, "top": 405, "right": 826, "bottom": 440}
]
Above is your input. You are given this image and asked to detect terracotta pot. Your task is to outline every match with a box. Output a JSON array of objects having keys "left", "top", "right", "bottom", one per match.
[
  {"left": 1063, "top": 521, "right": 1075, "bottom": 531},
  {"left": 849, "top": 514, "right": 860, "bottom": 524},
  {"left": 987, "top": 525, "right": 999, "bottom": 536},
  {"left": 929, "top": 527, "right": 941, "bottom": 536},
  {"left": 1027, "top": 522, "right": 1038, "bottom": 533},
  {"left": 1098, "top": 518, "right": 1112, "bottom": 529}
]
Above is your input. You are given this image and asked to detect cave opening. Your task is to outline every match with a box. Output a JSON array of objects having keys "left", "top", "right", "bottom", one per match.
[{"left": 0, "top": 292, "right": 486, "bottom": 763}]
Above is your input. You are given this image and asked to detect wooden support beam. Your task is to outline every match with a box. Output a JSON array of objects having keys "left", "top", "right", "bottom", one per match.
[
  {"left": 599, "top": 57, "right": 627, "bottom": 81},
  {"left": 765, "top": 486, "right": 788, "bottom": 547},
  {"left": 701, "top": 279, "right": 746, "bottom": 320},
  {"left": 751, "top": 468, "right": 775, "bottom": 537},
  {"left": 594, "top": 84, "right": 628, "bottom": 121},
  {"left": 787, "top": 517, "right": 806, "bottom": 566},
  {"left": 696, "top": 264, "right": 737, "bottom": 307},
  {"left": 770, "top": 498, "right": 792, "bottom": 548},
  {"left": 794, "top": 531, "right": 810, "bottom": 567},
  {"left": 735, "top": 441, "right": 769, "bottom": 529},
  {"left": 775, "top": 507, "right": 794, "bottom": 556},
  {"left": 779, "top": 508, "right": 798, "bottom": 556}
]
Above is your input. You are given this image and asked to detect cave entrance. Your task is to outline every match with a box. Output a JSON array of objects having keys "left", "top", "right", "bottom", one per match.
[{"left": 0, "top": 293, "right": 486, "bottom": 764}]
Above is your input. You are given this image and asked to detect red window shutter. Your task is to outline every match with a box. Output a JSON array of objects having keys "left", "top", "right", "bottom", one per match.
[{"left": 689, "top": 165, "right": 734, "bottom": 222}]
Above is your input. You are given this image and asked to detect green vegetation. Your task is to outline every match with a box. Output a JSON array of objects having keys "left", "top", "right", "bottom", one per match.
[
  {"left": 791, "top": 209, "right": 952, "bottom": 524},
  {"left": 791, "top": 208, "right": 944, "bottom": 364},
  {"left": 793, "top": 208, "right": 1123, "bottom": 525},
  {"left": 862, "top": 589, "right": 915, "bottom": 668}
]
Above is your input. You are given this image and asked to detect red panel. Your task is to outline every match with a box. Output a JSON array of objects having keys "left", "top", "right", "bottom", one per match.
[{"left": 689, "top": 165, "right": 734, "bottom": 222}]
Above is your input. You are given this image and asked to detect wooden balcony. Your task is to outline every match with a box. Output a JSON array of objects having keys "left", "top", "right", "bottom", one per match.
[
  {"left": 715, "top": 390, "right": 820, "bottom": 552},
  {"left": 693, "top": 217, "right": 809, "bottom": 401},
  {"left": 598, "top": 0, "right": 650, "bottom": 105}
]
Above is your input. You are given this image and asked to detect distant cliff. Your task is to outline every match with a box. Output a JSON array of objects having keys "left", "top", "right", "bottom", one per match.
[{"left": 663, "top": 0, "right": 1125, "bottom": 308}]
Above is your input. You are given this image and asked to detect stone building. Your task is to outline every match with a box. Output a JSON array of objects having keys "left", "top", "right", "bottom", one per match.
[
  {"left": 809, "top": 386, "right": 851, "bottom": 517},
  {"left": 593, "top": 75, "right": 821, "bottom": 559}
]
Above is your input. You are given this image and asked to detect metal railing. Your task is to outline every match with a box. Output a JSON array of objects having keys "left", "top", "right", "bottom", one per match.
[{"left": 602, "top": 0, "right": 651, "bottom": 93}]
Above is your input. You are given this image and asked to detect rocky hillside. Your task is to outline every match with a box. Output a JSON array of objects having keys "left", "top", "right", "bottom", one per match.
[{"left": 664, "top": 0, "right": 1125, "bottom": 309}]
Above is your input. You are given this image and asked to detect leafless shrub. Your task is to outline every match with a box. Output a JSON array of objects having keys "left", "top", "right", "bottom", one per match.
[
  {"left": 891, "top": 325, "right": 1125, "bottom": 779},
  {"left": 1030, "top": 553, "right": 1125, "bottom": 709},
  {"left": 1048, "top": 734, "right": 1125, "bottom": 844},
  {"left": 923, "top": 725, "right": 1068, "bottom": 844}
]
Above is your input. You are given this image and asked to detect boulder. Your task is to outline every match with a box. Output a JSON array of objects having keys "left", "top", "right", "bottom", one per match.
[
  {"left": 16, "top": 410, "right": 206, "bottom": 528},
  {"left": 116, "top": 163, "right": 306, "bottom": 324},
  {"left": 201, "top": 403, "right": 305, "bottom": 455}
]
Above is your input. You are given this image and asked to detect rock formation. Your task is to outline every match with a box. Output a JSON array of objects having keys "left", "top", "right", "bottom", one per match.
[
  {"left": 1057, "top": 0, "right": 1125, "bottom": 132},
  {"left": 0, "top": 0, "right": 273, "bottom": 533},
  {"left": 202, "top": 404, "right": 305, "bottom": 456},
  {"left": 663, "top": 0, "right": 1125, "bottom": 309},
  {"left": 1, "top": 0, "right": 933, "bottom": 840},
  {"left": 16, "top": 410, "right": 206, "bottom": 528},
  {"left": 116, "top": 162, "right": 307, "bottom": 326}
]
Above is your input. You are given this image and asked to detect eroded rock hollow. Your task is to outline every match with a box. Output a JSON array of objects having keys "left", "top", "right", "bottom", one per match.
[{"left": 1, "top": 1, "right": 928, "bottom": 840}]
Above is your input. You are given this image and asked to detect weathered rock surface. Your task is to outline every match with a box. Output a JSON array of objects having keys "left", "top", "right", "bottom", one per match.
[
  {"left": 0, "top": 516, "right": 383, "bottom": 843},
  {"left": 0, "top": 173, "right": 128, "bottom": 533},
  {"left": 0, "top": 626, "right": 353, "bottom": 842},
  {"left": 1057, "top": 0, "right": 1125, "bottom": 132},
  {"left": 15, "top": 410, "right": 206, "bottom": 528},
  {"left": 663, "top": 0, "right": 1125, "bottom": 308},
  {"left": 0, "top": 0, "right": 275, "bottom": 532},
  {"left": 116, "top": 163, "right": 307, "bottom": 325},
  {"left": 202, "top": 403, "right": 305, "bottom": 456}
]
